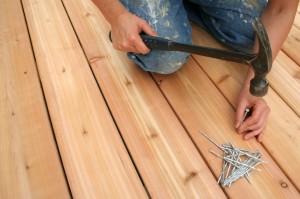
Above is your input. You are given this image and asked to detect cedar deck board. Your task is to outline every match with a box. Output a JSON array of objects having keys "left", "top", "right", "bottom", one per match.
[
  {"left": 152, "top": 58, "right": 299, "bottom": 198},
  {"left": 20, "top": 0, "right": 148, "bottom": 198},
  {"left": 270, "top": 51, "right": 300, "bottom": 116},
  {"left": 191, "top": 25, "right": 300, "bottom": 191},
  {"left": 1, "top": 0, "right": 300, "bottom": 198},
  {"left": 62, "top": 0, "right": 226, "bottom": 198},
  {"left": 0, "top": 0, "right": 70, "bottom": 198}
]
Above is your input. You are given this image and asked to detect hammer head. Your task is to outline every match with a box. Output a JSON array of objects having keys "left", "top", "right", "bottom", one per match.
[{"left": 249, "top": 18, "right": 272, "bottom": 97}]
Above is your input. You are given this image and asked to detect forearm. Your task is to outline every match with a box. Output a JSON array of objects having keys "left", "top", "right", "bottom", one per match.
[
  {"left": 246, "top": 0, "right": 298, "bottom": 86},
  {"left": 91, "top": 0, "right": 157, "bottom": 54},
  {"left": 91, "top": 0, "right": 127, "bottom": 24},
  {"left": 258, "top": 0, "right": 298, "bottom": 59}
]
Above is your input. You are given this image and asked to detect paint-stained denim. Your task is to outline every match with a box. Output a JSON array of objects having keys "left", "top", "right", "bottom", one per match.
[{"left": 120, "top": 0, "right": 267, "bottom": 74}]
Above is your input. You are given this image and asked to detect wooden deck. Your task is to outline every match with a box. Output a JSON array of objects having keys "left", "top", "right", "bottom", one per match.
[{"left": 1, "top": 0, "right": 300, "bottom": 198}]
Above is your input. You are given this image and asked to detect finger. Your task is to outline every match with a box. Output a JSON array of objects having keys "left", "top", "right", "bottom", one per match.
[
  {"left": 131, "top": 35, "right": 150, "bottom": 54},
  {"left": 257, "top": 132, "right": 264, "bottom": 142},
  {"left": 139, "top": 20, "right": 158, "bottom": 36},
  {"left": 239, "top": 106, "right": 269, "bottom": 133},
  {"left": 238, "top": 116, "right": 263, "bottom": 133},
  {"left": 127, "top": 46, "right": 140, "bottom": 54},
  {"left": 119, "top": 45, "right": 140, "bottom": 54},
  {"left": 128, "top": 31, "right": 150, "bottom": 54},
  {"left": 114, "top": 39, "right": 141, "bottom": 54},
  {"left": 244, "top": 125, "right": 266, "bottom": 141},
  {"left": 237, "top": 105, "right": 264, "bottom": 132},
  {"left": 243, "top": 125, "right": 265, "bottom": 140},
  {"left": 243, "top": 117, "right": 267, "bottom": 140},
  {"left": 235, "top": 105, "right": 249, "bottom": 128}
]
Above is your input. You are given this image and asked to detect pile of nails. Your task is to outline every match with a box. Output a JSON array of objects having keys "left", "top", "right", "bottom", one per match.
[{"left": 199, "top": 131, "right": 268, "bottom": 188}]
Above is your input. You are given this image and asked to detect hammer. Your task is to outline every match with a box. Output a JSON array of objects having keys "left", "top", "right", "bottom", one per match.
[{"left": 109, "top": 18, "right": 272, "bottom": 96}]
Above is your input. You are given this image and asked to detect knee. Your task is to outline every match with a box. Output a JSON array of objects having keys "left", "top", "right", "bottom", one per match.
[
  {"left": 129, "top": 51, "right": 190, "bottom": 74},
  {"left": 153, "top": 51, "right": 190, "bottom": 74},
  {"left": 198, "top": 0, "right": 268, "bottom": 52}
]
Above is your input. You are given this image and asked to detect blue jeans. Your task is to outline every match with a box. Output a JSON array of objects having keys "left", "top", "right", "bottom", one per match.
[{"left": 120, "top": 0, "right": 267, "bottom": 74}]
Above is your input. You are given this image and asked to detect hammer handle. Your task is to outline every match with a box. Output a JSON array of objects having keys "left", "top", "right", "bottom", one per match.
[
  {"left": 109, "top": 32, "right": 256, "bottom": 64},
  {"left": 140, "top": 34, "right": 256, "bottom": 64}
]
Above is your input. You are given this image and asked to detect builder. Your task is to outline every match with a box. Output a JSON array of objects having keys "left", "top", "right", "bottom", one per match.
[{"left": 91, "top": 0, "right": 298, "bottom": 142}]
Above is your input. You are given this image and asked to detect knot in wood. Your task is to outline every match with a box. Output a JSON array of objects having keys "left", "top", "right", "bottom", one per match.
[
  {"left": 157, "top": 80, "right": 163, "bottom": 85},
  {"left": 185, "top": 171, "right": 198, "bottom": 183},
  {"left": 280, "top": 180, "right": 288, "bottom": 188}
]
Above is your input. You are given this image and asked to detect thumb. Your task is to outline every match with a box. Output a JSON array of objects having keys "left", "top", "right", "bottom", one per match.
[
  {"left": 235, "top": 104, "right": 248, "bottom": 129},
  {"left": 139, "top": 20, "right": 158, "bottom": 36}
]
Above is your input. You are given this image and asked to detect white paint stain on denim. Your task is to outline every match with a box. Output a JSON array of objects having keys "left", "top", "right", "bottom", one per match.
[
  {"left": 147, "top": 0, "right": 158, "bottom": 30},
  {"left": 160, "top": 6, "right": 169, "bottom": 17},
  {"left": 227, "top": 11, "right": 234, "bottom": 19},
  {"left": 173, "top": 31, "right": 179, "bottom": 39},
  {"left": 175, "top": 62, "right": 183, "bottom": 66},
  {"left": 163, "top": 20, "right": 170, "bottom": 27},
  {"left": 242, "top": 0, "right": 254, "bottom": 9},
  {"left": 146, "top": 0, "right": 171, "bottom": 30}
]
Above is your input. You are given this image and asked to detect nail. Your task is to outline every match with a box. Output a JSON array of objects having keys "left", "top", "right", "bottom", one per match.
[
  {"left": 199, "top": 131, "right": 223, "bottom": 150},
  {"left": 201, "top": 130, "right": 265, "bottom": 187},
  {"left": 235, "top": 149, "right": 268, "bottom": 164},
  {"left": 210, "top": 150, "right": 262, "bottom": 172},
  {"left": 239, "top": 108, "right": 250, "bottom": 127}
]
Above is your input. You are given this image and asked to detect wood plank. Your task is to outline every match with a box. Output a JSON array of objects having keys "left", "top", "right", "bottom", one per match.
[
  {"left": 62, "top": 0, "right": 227, "bottom": 198},
  {"left": 270, "top": 51, "right": 300, "bottom": 116},
  {"left": 191, "top": 25, "right": 300, "bottom": 193},
  {"left": 282, "top": 26, "right": 300, "bottom": 66},
  {"left": 0, "top": 0, "right": 70, "bottom": 198},
  {"left": 152, "top": 58, "right": 300, "bottom": 198},
  {"left": 21, "top": 0, "right": 148, "bottom": 198}
]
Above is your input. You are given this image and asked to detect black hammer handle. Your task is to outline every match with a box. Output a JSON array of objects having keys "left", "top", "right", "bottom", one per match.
[
  {"left": 109, "top": 31, "right": 170, "bottom": 50},
  {"left": 109, "top": 31, "right": 256, "bottom": 64},
  {"left": 140, "top": 34, "right": 256, "bottom": 64},
  {"left": 139, "top": 34, "right": 171, "bottom": 51}
]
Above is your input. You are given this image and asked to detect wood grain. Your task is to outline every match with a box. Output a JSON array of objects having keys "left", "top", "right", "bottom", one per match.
[
  {"left": 153, "top": 57, "right": 300, "bottom": 198},
  {"left": 191, "top": 25, "right": 300, "bottom": 193},
  {"left": 21, "top": 0, "right": 147, "bottom": 198},
  {"left": 61, "top": 0, "right": 227, "bottom": 198},
  {"left": 0, "top": 0, "right": 70, "bottom": 198},
  {"left": 6, "top": 0, "right": 299, "bottom": 198},
  {"left": 270, "top": 51, "right": 300, "bottom": 116}
]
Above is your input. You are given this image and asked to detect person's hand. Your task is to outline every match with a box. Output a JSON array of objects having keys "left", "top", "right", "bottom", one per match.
[
  {"left": 110, "top": 11, "right": 158, "bottom": 54},
  {"left": 235, "top": 84, "right": 270, "bottom": 142}
]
